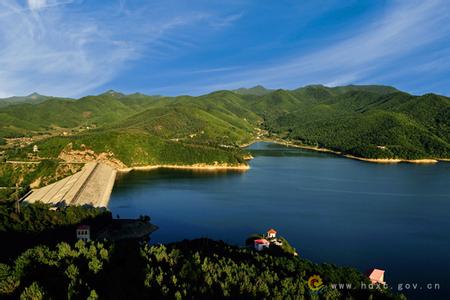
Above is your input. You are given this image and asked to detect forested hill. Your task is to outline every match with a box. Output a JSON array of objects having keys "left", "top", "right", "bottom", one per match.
[
  {"left": 0, "top": 93, "right": 69, "bottom": 108},
  {"left": 0, "top": 84, "right": 449, "bottom": 166}
]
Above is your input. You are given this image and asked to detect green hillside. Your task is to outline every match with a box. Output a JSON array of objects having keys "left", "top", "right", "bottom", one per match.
[
  {"left": 0, "top": 85, "right": 449, "bottom": 168},
  {"left": 0, "top": 234, "right": 402, "bottom": 299},
  {"left": 233, "top": 85, "right": 274, "bottom": 96},
  {"left": 20, "top": 130, "right": 246, "bottom": 167},
  {"left": 261, "top": 88, "right": 450, "bottom": 159},
  {"left": 0, "top": 93, "right": 165, "bottom": 138},
  {"left": 0, "top": 93, "right": 55, "bottom": 108}
]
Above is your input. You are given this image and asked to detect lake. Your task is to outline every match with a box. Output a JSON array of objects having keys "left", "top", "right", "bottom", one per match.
[{"left": 109, "top": 142, "right": 450, "bottom": 299}]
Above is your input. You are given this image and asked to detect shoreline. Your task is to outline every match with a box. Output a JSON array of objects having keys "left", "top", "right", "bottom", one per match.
[
  {"left": 244, "top": 139, "right": 444, "bottom": 164},
  {"left": 117, "top": 163, "right": 250, "bottom": 173},
  {"left": 343, "top": 155, "right": 438, "bottom": 164}
]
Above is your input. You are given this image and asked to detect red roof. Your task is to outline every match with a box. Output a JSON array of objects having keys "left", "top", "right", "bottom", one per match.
[
  {"left": 77, "top": 225, "right": 90, "bottom": 230},
  {"left": 267, "top": 228, "right": 277, "bottom": 234},
  {"left": 254, "top": 239, "right": 269, "bottom": 245},
  {"left": 368, "top": 269, "right": 385, "bottom": 284}
]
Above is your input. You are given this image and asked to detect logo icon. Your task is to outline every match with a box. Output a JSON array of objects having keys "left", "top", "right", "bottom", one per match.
[{"left": 308, "top": 274, "right": 324, "bottom": 292}]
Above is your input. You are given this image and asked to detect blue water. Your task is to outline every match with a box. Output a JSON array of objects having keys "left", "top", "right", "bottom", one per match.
[{"left": 109, "top": 142, "right": 450, "bottom": 299}]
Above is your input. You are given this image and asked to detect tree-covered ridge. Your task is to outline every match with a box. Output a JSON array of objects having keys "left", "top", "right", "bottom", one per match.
[
  {"left": 0, "top": 201, "right": 112, "bottom": 261},
  {"left": 233, "top": 85, "right": 274, "bottom": 96},
  {"left": 0, "top": 84, "right": 448, "bottom": 164},
  {"left": 0, "top": 202, "right": 109, "bottom": 234},
  {"left": 0, "top": 238, "right": 404, "bottom": 299},
  {"left": 0, "top": 160, "right": 83, "bottom": 200},
  {"left": 264, "top": 89, "right": 449, "bottom": 159},
  {"left": 0, "top": 93, "right": 57, "bottom": 108},
  {"left": 0, "top": 240, "right": 111, "bottom": 299}
]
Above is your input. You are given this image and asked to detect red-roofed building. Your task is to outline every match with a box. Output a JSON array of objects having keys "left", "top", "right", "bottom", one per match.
[
  {"left": 254, "top": 239, "right": 270, "bottom": 251},
  {"left": 368, "top": 269, "right": 385, "bottom": 285},
  {"left": 267, "top": 228, "right": 277, "bottom": 238},
  {"left": 76, "top": 225, "right": 91, "bottom": 242}
]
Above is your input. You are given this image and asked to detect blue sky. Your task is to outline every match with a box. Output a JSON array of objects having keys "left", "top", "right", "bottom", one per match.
[{"left": 0, "top": 0, "right": 449, "bottom": 97}]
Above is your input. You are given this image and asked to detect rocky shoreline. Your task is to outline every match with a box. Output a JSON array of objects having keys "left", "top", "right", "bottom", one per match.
[{"left": 117, "top": 163, "right": 250, "bottom": 173}]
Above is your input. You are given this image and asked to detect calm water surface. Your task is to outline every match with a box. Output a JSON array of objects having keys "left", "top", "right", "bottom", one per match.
[{"left": 109, "top": 142, "right": 450, "bottom": 299}]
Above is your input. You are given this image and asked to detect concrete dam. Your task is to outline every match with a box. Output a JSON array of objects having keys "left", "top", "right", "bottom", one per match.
[{"left": 24, "top": 162, "right": 116, "bottom": 208}]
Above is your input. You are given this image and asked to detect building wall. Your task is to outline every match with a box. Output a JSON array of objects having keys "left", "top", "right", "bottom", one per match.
[{"left": 76, "top": 229, "right": 90, "bottom": 241}]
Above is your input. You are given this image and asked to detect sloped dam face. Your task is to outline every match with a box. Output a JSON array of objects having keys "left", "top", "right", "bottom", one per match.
[{"left": 25, "top": 162, "right": 116, "bottom": 207}]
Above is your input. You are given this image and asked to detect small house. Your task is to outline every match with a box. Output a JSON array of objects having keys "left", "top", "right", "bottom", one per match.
[
  {"left": 368, "top": 268, "right": 385, "bottom": 285},
  {"left": 267, "top": 228, "right": 277, "bottom": 238},
  {"left": 254, "top": 239, "right": 270, "bottom": 251},
  {"left": 76, "top": 225, "right": 91, "bottom": 242}
]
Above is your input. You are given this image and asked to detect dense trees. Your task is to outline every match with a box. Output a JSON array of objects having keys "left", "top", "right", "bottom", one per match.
[
  {"left": 259, "top": 88, "right": 450, "bottom": 159},
  {"left": 0, "top": 238, "right": 403, "bottom": 299},
  {"left": 0, "top": 202, "right": 110, "bottom": 233},
  {"left": 0, "top": 160, "right": 83, "bottom": 202},
  {"left": 0, "top": 240, "right": 111, "bottom": 299},
  {"left": 141, "top": 239, "right": 401, "bottom": 299},
  {"left": 0, "top": 202, "right": 111, "bottom": 261}
]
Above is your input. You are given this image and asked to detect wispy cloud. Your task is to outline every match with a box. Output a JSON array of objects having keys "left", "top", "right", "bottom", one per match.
[
  {"left": 27, "top": 0, "right": 47, "bottom": 11},
  {"left": 0, "top": 0, "right": 133, "bottom": 97},
  {"left": 181, "top": 66, "right": 242, "bottom": 75},
  {"left": 27, "top": 0, "right": 73, "bottom": 11},
  {"left": 194, "top": 0, "right": 450, "bottom": 95},
  {"left": 3, "top": 0, "right": 448, "bottom": 97},
  {"left": 0, "top": 1, "right": 242, "bottom": 97}
]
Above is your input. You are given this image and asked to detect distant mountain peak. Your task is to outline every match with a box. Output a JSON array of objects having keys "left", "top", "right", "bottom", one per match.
[
  {"left": 233, "top": 85, "right": 273, "bottom": 96},
  {"left": 252, "top": 85, "right": 266, "bottom": 89},
  {"left": 303, "top": 84, "right": 325, "bottom": 88},
  {"left": 293, "top": 84, "right": 399, "bottom": 96},
  {"left": 0, "top": 92, "right": 50, "bottom": 108},
  {"left": 25, "top": 92, "right": 48, "bottom": 100},
  {"left": 102, "top": 90, "right": 125, "bottom": 97}
]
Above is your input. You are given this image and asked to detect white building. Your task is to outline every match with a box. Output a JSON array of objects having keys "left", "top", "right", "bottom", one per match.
[
  {"left": 76, "top": 225, "right": 91, "bottom": 241},
  {"left": 254, "top": 239, "right": 270, "bottom": 251},
  {"left": 33, "top": 145, "right": 39, "bottom": 153},
  {"left": 267, "top": 228, "right": 277, "bottom": 239}
]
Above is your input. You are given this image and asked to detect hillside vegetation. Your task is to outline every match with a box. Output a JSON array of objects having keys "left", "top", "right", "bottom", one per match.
[
  {"left": 0, "top": 84, "right": 448, "bottom": 168},
  {"left": 0, "top": 236, "right": 403, "bottom": 299},
  {"left": 0, "top": 161, "right": 82, "bottom": 200},
  {"left": 0, "top": 93, "right": 57, "bottom": 108}
]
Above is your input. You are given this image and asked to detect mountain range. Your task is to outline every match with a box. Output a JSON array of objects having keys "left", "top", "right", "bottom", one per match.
[{"left": 0, "top": 84, "right": 449, "bottom": 166}]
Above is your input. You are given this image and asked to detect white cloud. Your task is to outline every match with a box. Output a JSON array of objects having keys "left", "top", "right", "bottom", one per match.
[
  {"left": 27, "top": 0, "right": 71, "bottom": 11},
  {"left": 0, "top": 1, "right": 240, "bottom": 97},
  {"left": 28, "top": 0, "right": 47, "bottom": 11},
  {"left": 0, "top": 1, "right": 134, "bottom": 97}
]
